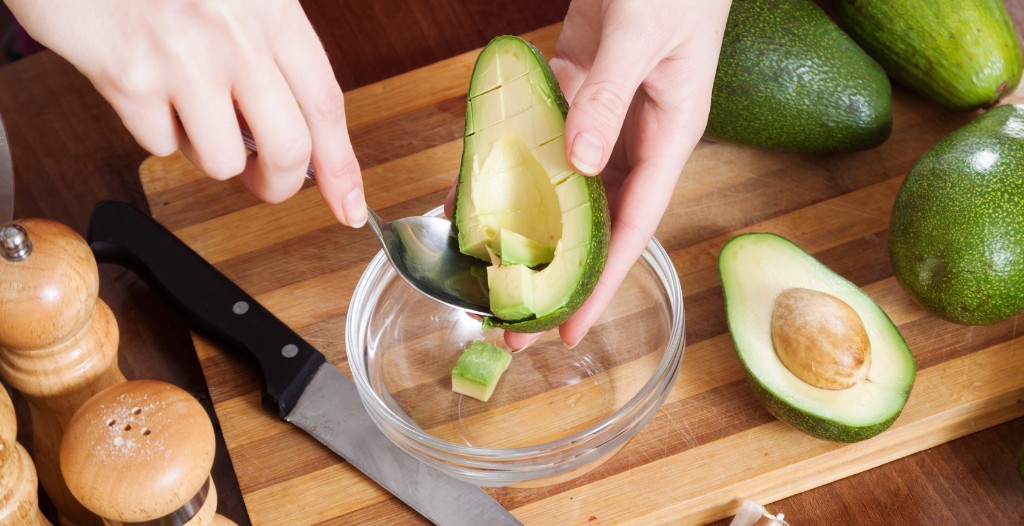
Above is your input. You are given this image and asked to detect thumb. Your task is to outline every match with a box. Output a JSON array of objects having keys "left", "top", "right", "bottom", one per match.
[{"left": 563, "top": 29, "right": 651, "bottom": 176}]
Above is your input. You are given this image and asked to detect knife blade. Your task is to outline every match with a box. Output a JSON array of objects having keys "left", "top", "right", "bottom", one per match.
[
  {"left": 87, "top": 200, "right": 521, "bottom": 526},
  {"left": 0, "top": 114, "right": 14, "bottom": 223}
]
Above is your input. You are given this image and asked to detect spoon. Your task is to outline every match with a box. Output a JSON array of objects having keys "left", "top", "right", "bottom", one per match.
[{"left": 240, "top": 130, "right": 492, "bottom": 316}]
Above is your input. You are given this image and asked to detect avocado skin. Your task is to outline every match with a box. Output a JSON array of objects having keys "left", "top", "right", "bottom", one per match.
[
  {"left": 827, "top": 0, "right": 1023, "bottom": 112},
  {"left": 889, "top": 104, "right": 1024, "bottom": 325},
  {"left": 483, "top": 170, "right": 610, "bottom": 333},
  {"left": 453, "top": 36, "right": 611, "bottom": 333},
  {"left": 706, "top": 0, "right": 892, "bottom": 153},
  {"left": 745, "top": 375, "right": 906, "bottom": 443}
]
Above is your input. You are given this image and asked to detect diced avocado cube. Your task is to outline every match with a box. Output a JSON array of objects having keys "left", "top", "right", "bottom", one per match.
[
  {"left": 451, "top": 341, "right": 513, "bottom": 402},
  {"left": 499, "top": 229, "right": 555, "bottom": 267}
]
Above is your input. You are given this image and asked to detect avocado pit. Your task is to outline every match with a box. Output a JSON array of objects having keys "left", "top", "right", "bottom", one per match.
[{"left": 770, "top": 287, "right": 871, "bottom": 390}]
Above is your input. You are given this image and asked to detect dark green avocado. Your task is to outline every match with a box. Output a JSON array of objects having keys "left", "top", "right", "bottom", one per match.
[
  {"left": 706, "top": 0, "right": 893, "bottom": 153},
  {"left": 827, "top": 0, "right": 1023, "bottom": 112},
  {"left": 889, "top": 104, "right": 1024, "bottom": 325}
]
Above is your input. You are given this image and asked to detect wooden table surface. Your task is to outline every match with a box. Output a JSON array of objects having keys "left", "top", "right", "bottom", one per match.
[{"left": 3, "top": 2, "right": 1024, "bottom": 525}]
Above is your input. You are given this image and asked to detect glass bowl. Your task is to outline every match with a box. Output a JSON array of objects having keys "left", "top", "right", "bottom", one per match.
[{"left": 346, "top": 207, "right": 685, "bottom": 487}]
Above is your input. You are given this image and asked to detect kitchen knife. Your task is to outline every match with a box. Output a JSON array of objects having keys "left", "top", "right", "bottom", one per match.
[
  {"left": 87, "top": 200, "right": 522, "bottom": 526},
  {"left": 0, "top": 114, "right": 14, "bottom": 223}
]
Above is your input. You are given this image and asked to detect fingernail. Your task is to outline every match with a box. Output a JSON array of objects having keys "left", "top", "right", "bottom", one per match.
[
  {"left": 563, "top": 334, "right": 584, "bottom": 350},
  {"left": 570, "top": 131, "right": 604, "bottom": 175},
  {"left": 344, "top": 187, "right": 367, "bottom": 228}
]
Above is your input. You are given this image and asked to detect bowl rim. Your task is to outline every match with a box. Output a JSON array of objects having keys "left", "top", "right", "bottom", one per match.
[{"left": 346, "top": 206, "right": 685, "bottom": 467}]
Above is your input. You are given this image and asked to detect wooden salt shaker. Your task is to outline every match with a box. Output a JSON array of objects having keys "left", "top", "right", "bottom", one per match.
[
  {"left": 1, "top": 384, "right": 52, "bottom": 526},
  {"left": 60, "top": 380, "right": 236, "bottom": 526},
  {"left": 0, "top": 219, "right": 127, "bottom": 526}
]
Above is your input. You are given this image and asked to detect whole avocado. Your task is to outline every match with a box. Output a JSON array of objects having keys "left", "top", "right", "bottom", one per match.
[
  {"left": 889, "top": 104, "right": 1024, "bottom": 325},
  {"left": 827, "top": 0, "right": 1023, "bottom": 112},
  {"left": 706, "top": 0, "right": 892, "bottom": 153}
]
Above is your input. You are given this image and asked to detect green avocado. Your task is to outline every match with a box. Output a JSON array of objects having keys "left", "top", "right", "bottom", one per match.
[
  {"left": 706, "top": 0, "right": 892, "bottom": 153},
  {"left": 826, "top": 0, "right": 1023, "bottom": 112},
  {"left": 499, "top": 229, "right": 555, "bottom": 267},
  {"left": 452, "top": 36, "right": 610, "bottom": 333},
  {"left": 889, "top": 104, "right": 1024, "bottom": 325},
  {"left": 719, "top": 233, "right": 916, "bottom": 442},
  {"left": 451, "top": 341, "right": 513, "bottom": 402}
]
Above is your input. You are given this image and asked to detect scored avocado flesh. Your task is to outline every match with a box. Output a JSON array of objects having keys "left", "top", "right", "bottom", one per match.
[
  {"left": 499, "top": 229, "right": 556, "bottom": 267},
  {"left": 455, "top": 37, "right": 605, "bottom": 325}
]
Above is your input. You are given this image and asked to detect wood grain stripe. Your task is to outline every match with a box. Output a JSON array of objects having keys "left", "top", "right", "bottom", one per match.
[
  {"left": 246, "top": 463, "right": 391, "bottom": 524},
  {"left": 672, "top": 177, "right": 902, "bottom": 301},
  {"left": 326, "top": 501, "right": 430, "bottom": 526}
]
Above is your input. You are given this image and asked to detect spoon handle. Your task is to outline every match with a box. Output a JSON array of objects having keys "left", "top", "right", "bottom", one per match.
[
  {"left": 239, "top": 130, "right": 384, "bottom": 230},
  {"left": 240, "top": 130, "right": 316, "bottom": 183},
  {"left": 236, "top": 131, "right": 491, "bottom": 314}
]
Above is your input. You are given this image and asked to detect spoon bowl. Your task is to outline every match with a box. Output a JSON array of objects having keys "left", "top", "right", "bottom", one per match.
[
  {"left": 366, "top": 208, "right": 492, "bottom": 316},
  {"left": 241, "top": 130, "right": 492, "bottom": 316}
]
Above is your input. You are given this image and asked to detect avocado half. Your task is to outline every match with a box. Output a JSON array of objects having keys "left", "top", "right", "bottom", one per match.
[
  {"left": 719, "top": 233, "right": 916, "bottom": 442},
  {"left": 452, "top": 36, "right": 610, "bottom": 333}
]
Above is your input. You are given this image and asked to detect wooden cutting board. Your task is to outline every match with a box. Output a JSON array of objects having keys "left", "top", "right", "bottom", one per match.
[{"left": 138, "top": 23, "right": 1024, "bottom": 526}]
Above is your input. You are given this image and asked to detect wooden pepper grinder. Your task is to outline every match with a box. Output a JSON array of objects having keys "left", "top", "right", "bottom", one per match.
[
  {"left": 0, "top": 219, "right": 127, "bottom": 526},
  {"left": 1, "top": 384, "right": 53, "bottom": 525},
  {"left": 60, "top": 380, "right": 236, "bottom": 526}
]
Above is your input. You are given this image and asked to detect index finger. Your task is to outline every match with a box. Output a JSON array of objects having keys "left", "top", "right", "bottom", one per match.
[
  {"left": 271, "top": 3, "right": 366, "bottom": 228},
  {"left": 559, "top": 124, "right": 699, "bottom": 347}
]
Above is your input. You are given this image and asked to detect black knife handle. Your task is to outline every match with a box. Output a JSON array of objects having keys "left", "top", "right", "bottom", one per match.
[{"left": 87, "top": 200, "right": 325, "bottom": 418}]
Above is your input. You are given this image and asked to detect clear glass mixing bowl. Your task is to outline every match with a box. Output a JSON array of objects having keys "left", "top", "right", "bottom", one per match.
[{"left": 347, "top": 207, "right": 685, "bottom": 487}]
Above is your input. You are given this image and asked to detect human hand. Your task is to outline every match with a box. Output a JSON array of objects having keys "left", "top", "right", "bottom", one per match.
[
  {"left": 504, "top": 0, "right": 732, "bottom": 350},
  {"left": 5, "top": 0, "right": 367, "bottom": 227}
]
